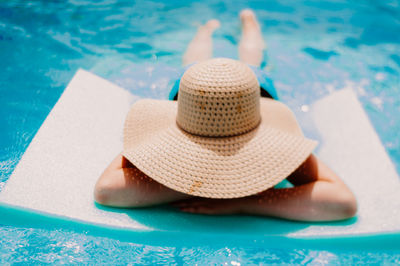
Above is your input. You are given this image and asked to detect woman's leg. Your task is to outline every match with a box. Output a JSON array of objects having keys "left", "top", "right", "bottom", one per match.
[
  {"left": 239, "top": 9, "right": 265, "bottom": 67},
  {"left": 182, "top": 19, "right": 220, "bottom": 66}
]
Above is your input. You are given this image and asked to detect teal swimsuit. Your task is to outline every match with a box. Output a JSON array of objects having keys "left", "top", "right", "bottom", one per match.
[{"left": 168, "top": 64, "right": 279, "bottom": 101}]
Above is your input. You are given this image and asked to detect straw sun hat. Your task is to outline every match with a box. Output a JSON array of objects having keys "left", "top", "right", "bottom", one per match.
[{"left": 123, "top": 58, "right": 317, "bottom": 199}]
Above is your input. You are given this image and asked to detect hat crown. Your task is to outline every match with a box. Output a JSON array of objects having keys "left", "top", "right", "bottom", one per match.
[{"left": 176, "top": 58, "right": 261, "bottom": 137}]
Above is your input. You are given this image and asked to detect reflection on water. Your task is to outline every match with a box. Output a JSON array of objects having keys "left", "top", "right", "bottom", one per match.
[
  {"left": 1, "top": 225, "right": 400, "bottom": 264},
  {"left": 0, "top": 0, "right": 399, "bottom": 264}
]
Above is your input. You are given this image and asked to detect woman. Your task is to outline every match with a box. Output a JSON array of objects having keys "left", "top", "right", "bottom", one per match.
[{"left": 94, "top": 10, "right": 357, "bottom": 222}]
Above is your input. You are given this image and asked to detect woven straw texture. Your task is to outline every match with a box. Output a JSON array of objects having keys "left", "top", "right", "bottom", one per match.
[
  {"left": 177, "top": 58, "right": 260, "bottom": 137},
  {"left": 123, "top": 58, "right": 317, "bottom": 198}
]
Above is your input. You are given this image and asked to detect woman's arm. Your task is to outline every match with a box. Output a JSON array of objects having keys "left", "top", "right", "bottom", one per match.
[
  {"left": 94, "top": 154, "right": 191, "bottom": 207},
  {"left": 242, "top": 154, "right": 357, "bottom": 221},
  {"left": 175, "top": 154, "right": 358, "bottom": 221}
]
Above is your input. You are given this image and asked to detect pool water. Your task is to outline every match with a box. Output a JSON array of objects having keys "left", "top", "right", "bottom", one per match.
[{"left": 1, "top": 0, "right": 400, "bottom": 264}]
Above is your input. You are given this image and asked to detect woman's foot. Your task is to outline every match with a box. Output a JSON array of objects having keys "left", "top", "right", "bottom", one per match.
[
  {"left": 203, "top": 19, "right": 221, "bottom": 32},
  {"left": 239, "top": 9, "right": 265, "bottom": 66},
  {"left": 183, "top": 19, "right": 220, "bottom": 66},
  {"left": 240, "top": 9, "right": 260, "bottom": 33}
]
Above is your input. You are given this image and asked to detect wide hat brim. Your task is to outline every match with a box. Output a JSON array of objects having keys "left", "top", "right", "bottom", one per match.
[{"left": 123, "top": 98, "right": 317, "bottom": 199}]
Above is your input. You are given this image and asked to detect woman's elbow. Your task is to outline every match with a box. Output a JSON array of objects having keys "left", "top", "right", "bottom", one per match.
[
  {"left": 313, "top": 182, "right": 358, "bottom": 221},
  {"left": 327, "top": 188, "right": 358, "bottom": 220},
  {"left": 94, "top": 178, "right": 147, "bottom": 208},
  {"left": 94, "top": 179, "right": 117, "bottom": 206},
  {"left": 338, "top": 191, "right": 358, "bottom": 218}
]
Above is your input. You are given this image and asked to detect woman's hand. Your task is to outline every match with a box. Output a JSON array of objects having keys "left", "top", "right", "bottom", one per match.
[{"left": 173, "top": 197, "right": 245, "bottom": 215}]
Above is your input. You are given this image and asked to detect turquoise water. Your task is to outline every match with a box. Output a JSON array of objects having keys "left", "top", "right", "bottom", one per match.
[{"left": 1, "top": 0, "right": 400, "bottom": 264}]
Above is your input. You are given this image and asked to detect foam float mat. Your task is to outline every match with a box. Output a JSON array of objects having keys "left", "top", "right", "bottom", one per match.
[{"left": 1, "top": 69, "right": 399, "bottom": 248}]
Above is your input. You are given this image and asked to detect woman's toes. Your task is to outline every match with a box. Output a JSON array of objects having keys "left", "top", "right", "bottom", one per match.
[
  {"left": 240, "top": 9, "right": 260, "bottom": 31},
  {"left": 205, "top": 19, "right": 220, "bottom": 31},
  {"left": 240, "top": 9, "right": 256, "bottom": 22}
]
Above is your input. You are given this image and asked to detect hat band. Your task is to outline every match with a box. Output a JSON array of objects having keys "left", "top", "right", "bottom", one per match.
[{"left": 176, "top": 116, "right": 262, "bottom": 138}]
